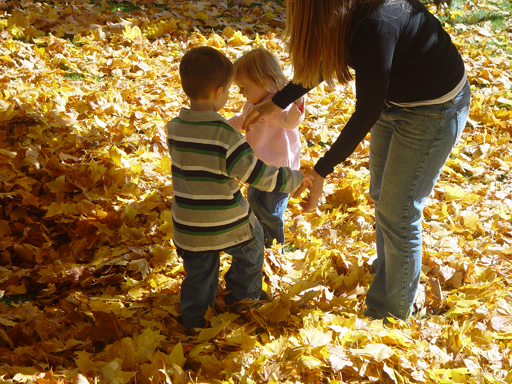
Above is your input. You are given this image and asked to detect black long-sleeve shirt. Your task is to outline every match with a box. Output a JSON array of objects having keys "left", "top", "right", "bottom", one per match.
[{"left": 273, "top": 0, "right": 465, "bottom": 177}]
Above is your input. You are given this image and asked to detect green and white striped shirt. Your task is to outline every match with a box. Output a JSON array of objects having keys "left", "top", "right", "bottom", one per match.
[{"left": 167, "top": 108, "right": 304, "bottom": 252}]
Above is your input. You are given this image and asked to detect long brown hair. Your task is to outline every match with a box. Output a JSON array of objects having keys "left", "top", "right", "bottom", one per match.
[{"left": 284, "top": 0, "right": 363, "bottom": 87}]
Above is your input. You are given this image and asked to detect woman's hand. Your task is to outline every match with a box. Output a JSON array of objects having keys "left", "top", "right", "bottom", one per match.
[
  {"left": 292, "top": 169, "right": 325, "bottom": 213},
  {"left": 242, "top": 99, "right": 282, "bottom": 132}
]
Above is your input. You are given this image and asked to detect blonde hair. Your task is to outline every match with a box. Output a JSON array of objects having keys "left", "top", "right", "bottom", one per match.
[
  {"left": 284, "top": 0, "right": 371, "bottom": 88},
  {"left": 234, "top": 48, "right": 288, "bottom": 93}
]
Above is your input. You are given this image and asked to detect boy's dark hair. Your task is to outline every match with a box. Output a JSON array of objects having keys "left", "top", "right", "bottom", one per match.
[{"left": 180, "top": 46, "right": 234, "bottom": 100}]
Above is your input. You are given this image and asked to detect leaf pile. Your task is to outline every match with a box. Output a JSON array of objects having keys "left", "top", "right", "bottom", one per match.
[{"left": 0, "top": 0, "right": 511, "bottom": 383}]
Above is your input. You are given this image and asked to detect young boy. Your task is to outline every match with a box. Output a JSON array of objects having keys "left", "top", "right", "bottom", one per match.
[{"left": 167, "top": 46, "right": 308, "bottom": 328}]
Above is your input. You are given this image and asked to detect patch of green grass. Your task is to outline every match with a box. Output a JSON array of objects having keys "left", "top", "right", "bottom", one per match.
[
  {"left": 62, "top": 71, "right": 105, "bottom": 82},
  {"left": 427, "top": 0, "right": 512, "bottom": 57},
  {"left": 227, "top": 0, "right": 284, "bottom": 8},
  {"left": 88, "top": 0, "right": 142, "bottom": 13},
  {"left": 426, "top": 0, "right": 512, "bottom": 32},
  {"left": 283, "top": 244, "right": 298, "bottom": 253},
  {"left": 306, "top": 139, "right": 329, "bottom": 148},
  {"left": 456, "top": 1, "right": 511, "bottom": 31},
  {"left": 63, "top": 72, "right": 86, "bottom": 81},
  {"left": 13, "top": 36, "right": 28, "bottom": 43},
  {"left": 60, "top": 62, "right": 105, "bottom": 82},
  {"left": 1, "top": 293, "right": 34, "bottom": 307},
  {"left": 108, "top": 1, "right": 141, "bottom": 13}
]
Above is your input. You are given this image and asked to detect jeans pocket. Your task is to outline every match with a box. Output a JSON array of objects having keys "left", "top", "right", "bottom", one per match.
[
  {"left": 240, "top": 236, "right": 263, "bottom": 264},
  {"left": 176, "top": 247, "right": 185, "bottom": 258},
  {"left": 457, "top": 103, "right": 470, "bottom": 120},
  {"left": 402, "top": 105, "right": 443, "bottom": 118},
  {"left": 456, "top": 103, "right": 470, "bottom": 136}
]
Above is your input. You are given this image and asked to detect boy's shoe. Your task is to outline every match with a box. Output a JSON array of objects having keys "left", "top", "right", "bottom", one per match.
[
  {"left": 183, "top": 327, "right": 200, "bottom": 338},
  {"left": 259, "top": 290, "right": 270, "bottom": 302},
  {"left": 180, "top": 316, "right": 207, "bottom": 329},
  {"left": 370, "top": 258, "right": 379, "bottom": 274},
  {"left": 229, "top": 290, "right": 271, "bottom": 313}
]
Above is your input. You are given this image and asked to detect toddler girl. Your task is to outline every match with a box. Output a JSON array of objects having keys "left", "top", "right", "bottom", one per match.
[{"left": 229, "top": 47, "right": 305, "bottom": 248}]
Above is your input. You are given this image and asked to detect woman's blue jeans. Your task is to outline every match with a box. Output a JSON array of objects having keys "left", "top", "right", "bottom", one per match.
[
  {"left": 247, "top": 186, "right": 289, "bottom": 247},
  {"left": 363, "top": 81, "right": 471, "bottom": 321},
  {"left": 178, "top": 220, "right": 265, "bottom": 328}
]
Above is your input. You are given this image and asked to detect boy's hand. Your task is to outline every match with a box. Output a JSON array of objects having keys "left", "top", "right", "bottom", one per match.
[
  {"left": 300, "top": 174, "right": 314, "bottom": 190},
  {"left": 293, "top": 173, "right": 313, "bottom": 198},
  {"left": 292, "top": 169, "right": 325, "bottom": 213}
]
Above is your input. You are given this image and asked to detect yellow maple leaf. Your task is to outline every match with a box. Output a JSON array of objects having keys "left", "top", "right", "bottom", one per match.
[
  {"left": 74, "top": 351, "right": 101, "bottom": 374},
  {"left": 0, "top": 148, "right": 17, "bottom": 158},
  {"left": 167, "top": 343, "right": 186, "bottom": 368},
  {"left": 123, "top": 25, "right": 142, "bottom": 42},
  {"left": 9, "top": 25, "right": 24, "bottom": 39},
  {"left": 196, "top": 11, "right": 209, "bottom": 21},
  {"left": 45, "top": 175, "right": 66, "bottom": 193},
  {"left": 350, "top": 343, "right": 396, "bottom": 363},
  {"left": 0, "top": 220, "right": 12, "bottom": 237},
  {"left": 0, "top": 55, "right": 13, "bottom": 63},
  {"left": 229, "top": 31, "right": 251, "bottom": 46},
  {"left": 300, "top": 326, "right": 332, "bottom": 348},
  {"left": 134, "top": 328, "right": 166, "bottom": 362},
  {"left": 197, "top": 325, "right": 224, "bottom": 341},
  {"left": 123, "top": 204, "right": 138, "bottom": 221},
  {"left": 223, "top": 26, "right": 235, "bottom": 39},
  {"left": 0, "top": 102, "right": 18, "bottom": 122},
  {"left": 156, "top": 154, "right": 172, "bottom": 174},
  {"left": 207, "top": 33, "right": 226, "bottom": 48},
  {"left": 100, "top": 358, "right": 136, "bottom": 384},
  {"left": 444, "top": 184, "right": 467, "bottom": 201},
  {"left": 109, "top": 145, "right": 127, "bottom": 167},
  {"left": 44, "top": 202, "right": 77, "bottom": 218}
]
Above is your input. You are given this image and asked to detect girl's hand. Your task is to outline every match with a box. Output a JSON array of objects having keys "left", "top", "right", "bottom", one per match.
[
  {"left": 292, "top": 169, "right": 325, "bottom": 213},
  {"left": 242, "top": 100, "right": 282, "bottom": 132}
]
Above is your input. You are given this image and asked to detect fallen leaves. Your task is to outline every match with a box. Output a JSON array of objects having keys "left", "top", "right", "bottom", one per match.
[{"left": 0, "top": 0, "right": 511, "bottom": 383}]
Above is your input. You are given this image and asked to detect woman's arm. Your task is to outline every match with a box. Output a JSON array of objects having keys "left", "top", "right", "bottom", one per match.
[
  {"left": 242, "top": 82, "right": 311, "bottom": 131},
  {"left": 242, "top": 99, "right": 282, "bottom": 132}
]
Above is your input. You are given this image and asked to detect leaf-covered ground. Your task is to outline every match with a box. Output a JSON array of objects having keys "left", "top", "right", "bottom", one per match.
[{"left": 0, "top": 0, "right": 511, "bottom": 383}]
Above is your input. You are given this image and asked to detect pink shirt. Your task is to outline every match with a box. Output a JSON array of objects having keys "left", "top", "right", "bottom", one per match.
[{"left": 229, "top": 93, "right": 305, "bottom": 170}]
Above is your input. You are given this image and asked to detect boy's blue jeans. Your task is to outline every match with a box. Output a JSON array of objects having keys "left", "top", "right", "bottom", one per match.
[
  {"left": 247, "top": 185, "right": 289, "bottom": 247},
  {"left": 178, "top": 220, "right": 265, "bottom": 328},
  {"left": 364, "top": 81, "right": 471, "bottom": 321}
]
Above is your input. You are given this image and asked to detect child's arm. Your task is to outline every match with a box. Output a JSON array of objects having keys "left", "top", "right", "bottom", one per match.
[
  {"left": 226, "top": 137, "right": 304, "bottom": 194},
  {"left": 227, "top": 102, "right": 250, "bottom": 132},
  {"left": 292, "top": 170, "right": 322, "bottom": 213},
  {"left": 273, "top": 96, "right": 305, "bottom": 129},
  {"left": 228, "top": 113, "right": 244, "bottom": 132}
]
